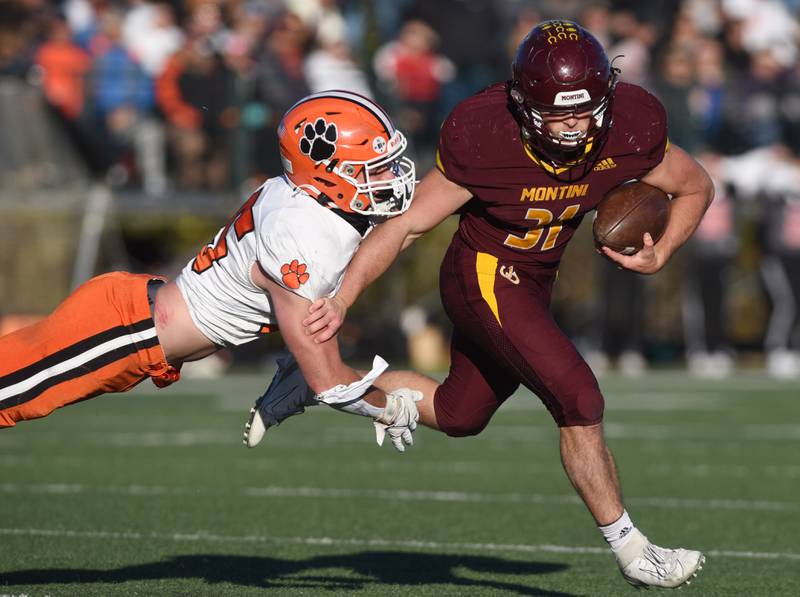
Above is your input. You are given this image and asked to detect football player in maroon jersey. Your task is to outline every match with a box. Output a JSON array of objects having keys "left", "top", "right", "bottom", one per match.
[{"left": 273, "top": 20, "right": 714, "bottom": 589}]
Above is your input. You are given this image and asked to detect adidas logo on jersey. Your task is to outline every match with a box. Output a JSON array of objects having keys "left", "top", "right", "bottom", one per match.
[{"left": 593, "top": 157, "right": 617, "bottom": 171}]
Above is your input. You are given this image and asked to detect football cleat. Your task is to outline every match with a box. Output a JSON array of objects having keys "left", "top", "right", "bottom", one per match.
[
  {"left": 243, "top": 351, "right": 318, "bottom": 448},
  {"left": 616, "top": 529, "right": 705, "bottom": 589}
]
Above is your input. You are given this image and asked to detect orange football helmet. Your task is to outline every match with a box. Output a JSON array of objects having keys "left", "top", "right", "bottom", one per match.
[{"left": 278, "top": 90, "right": 416, "bottom": 216}]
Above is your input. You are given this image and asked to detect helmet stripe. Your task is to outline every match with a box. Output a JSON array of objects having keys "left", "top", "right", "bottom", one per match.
[{"left": 288, "top": 90, "right": 394, "bottom": 136}]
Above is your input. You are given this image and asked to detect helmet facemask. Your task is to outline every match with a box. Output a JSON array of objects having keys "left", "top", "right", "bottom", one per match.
[
  {"left": 510, "top": 18, "right": 622, "bottom": 181},
  {"left": 334, "top": 131, "right": 416, "bottom": 217},
  {"left": 511, "top": 68, "right": 618, "bottom": 180}
]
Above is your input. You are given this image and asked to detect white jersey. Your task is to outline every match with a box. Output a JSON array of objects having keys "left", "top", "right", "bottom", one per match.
[{"left": 176, "top": 175, "right": 364, "bottom": 346}]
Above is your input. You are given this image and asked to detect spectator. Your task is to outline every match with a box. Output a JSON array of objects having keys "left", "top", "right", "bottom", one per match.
[
  {"left": 33, "top": 14, "right": 111, "bottom": 177},
  {"left": 223, "top": 0, "right": 278, "bottom": 187},
  {"left": 156, "top": 0, "right": 237, "bottom": 191},
  {"left": 756, "top": 151, "right": 800, "bottom": 378},
  {"left": 404, "top": 0, "right": 507, "bottom": 118},
  {"left": 721, "top": 0, "right": 798, "bottom": 67},
  {"left": 585, "top": 262, "right": 649, "bottom": 378},
  {"left": 580, "top": 4, "right": 611, "bottom": 48},
  {"left": 689, "top": 39, "right": 727, "bottom": 151},
  {"left": 252, "top": 12, "right": 311, "bottom": 177},
  {"left": 780, "top": 59, "right": 800, "bottom": 155},
  {"left": 35, "top": 16, "right": 91, "bottom": 121},
  {"left": 738, "top": 50, "right": 790, "bottom": 150},
  {"left": 682, "top": 156, "right": 738, "bottom": 378},
  {"left": 341, "top": 0, "right": 416, "bottom": 58},
  {"left": 607, "top": 11, "right": 657, "bottom": 88},
  {"left": 373, "top": 20, "right": 454, "bottom": 158},
  {"left": 122, "top": 1, "right": 184, "bottom": 78},
  {"left": 88, "top": 8, "right": 166, "bottom": 194},
  {"left": 717, "top": 147, "right": 800, "bottom": 377},
  {"left": 0, "top": 1, "right": 37, "bottom": 78},
  {"left": 652, "top": 45, "right": 702, "bottom": 153},
  {"left": 305, "top": 17, "right": 373, "bottom": 97}
]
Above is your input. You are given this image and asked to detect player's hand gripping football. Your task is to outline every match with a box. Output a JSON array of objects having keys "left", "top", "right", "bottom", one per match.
[
  {"left": 374, "top": 388, "right": 422, "bottom": 452},
  {"left": 600, "top": 232, "right": 664, "bottom": 274},
  {"left": 303, "top": 296, "right": 347, "bottom": 343}
]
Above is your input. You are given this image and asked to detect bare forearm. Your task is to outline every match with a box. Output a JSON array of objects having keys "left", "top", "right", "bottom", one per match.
[
  {"left": 337, "top": 220, "right": 410, "bottom": 309},
  {"left": 262, "top": 273, "right": 364, "bottom": 393},
  {"left": 292, "top": 344, "right": 388, "bottom": 412},
  {"left": 638, "top": 145, "right": 715, "bottom": 272},
  {"left": 304, "top": 169, "right": 472, "bottom": 342},
  {"left": 298, "top": 350, "right": 358, "bottom": 394},
  {"left": 655, "top": 180, "right": 714, "bottom": 266}
]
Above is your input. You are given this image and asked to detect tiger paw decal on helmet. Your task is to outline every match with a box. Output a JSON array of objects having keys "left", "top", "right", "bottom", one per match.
[
  {"left": 281, "top": 259, "right": 310, "bottom": 289},
  {"left": 278, "top": 91, "right": 415, "bottom": 215},
  {"left": 300, "top": 118, "right": 337, "bottom": 162}
]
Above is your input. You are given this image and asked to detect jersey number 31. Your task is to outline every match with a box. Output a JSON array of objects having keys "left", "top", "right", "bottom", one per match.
[{"left": 503, "top": 204, "right": 580, "bottom": 251}]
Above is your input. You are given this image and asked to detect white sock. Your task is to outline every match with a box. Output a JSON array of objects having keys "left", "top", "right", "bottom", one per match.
[{"left": 599, "top": 510, "right": 637, "bottom": 552}]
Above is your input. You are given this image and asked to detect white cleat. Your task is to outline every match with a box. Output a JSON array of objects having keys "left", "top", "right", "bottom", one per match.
[
  {"left": 243, "top": 351, "right": 318, "bottom": 448},
  {"left": 616, "top": 529, "right": 705, "bottom": 589}
]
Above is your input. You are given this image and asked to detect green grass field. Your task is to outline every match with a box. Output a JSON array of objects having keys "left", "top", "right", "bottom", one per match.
[{"left": 1, "top": 370, "right": 798, "bottom": 596}]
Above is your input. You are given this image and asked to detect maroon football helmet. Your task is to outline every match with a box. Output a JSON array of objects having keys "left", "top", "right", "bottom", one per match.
[{"left": 511, "top": 20, "right": 619, "bottom": 178}]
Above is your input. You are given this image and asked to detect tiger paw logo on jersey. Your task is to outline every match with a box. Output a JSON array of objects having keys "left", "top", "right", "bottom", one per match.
[
  {"left": 299, "top": 118, "right": 337, "bottom": 162},
  {"left": 281, "top": 259, "right": 310, "bottom": 289}
]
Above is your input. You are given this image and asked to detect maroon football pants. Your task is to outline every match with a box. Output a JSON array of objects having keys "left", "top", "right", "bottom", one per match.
[{"left": 434, "top": 235, "right": 604, "bottom": 435}]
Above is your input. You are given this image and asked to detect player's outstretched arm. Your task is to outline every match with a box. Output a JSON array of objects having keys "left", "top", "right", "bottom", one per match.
[
  {"left": 603, "top": 144, "right": 714, "bottom": 274},
  {"left": 303, "top": 168, "right": 472, "bottom": 342},
  {"left": 257, "top": 270, "right": 364, "bottom": 393},
  {"left": 252, "top": 269, "right": 423, "bottom": 452}
]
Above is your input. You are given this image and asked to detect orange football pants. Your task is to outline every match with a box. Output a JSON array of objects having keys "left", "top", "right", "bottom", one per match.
[{"left": 0, "top": 272, "right": 179, "bottom": 427}]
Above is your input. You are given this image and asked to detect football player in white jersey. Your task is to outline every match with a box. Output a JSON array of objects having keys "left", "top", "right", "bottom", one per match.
[{"left": 1, "top": 91, "right": 423, "bottom": 448}]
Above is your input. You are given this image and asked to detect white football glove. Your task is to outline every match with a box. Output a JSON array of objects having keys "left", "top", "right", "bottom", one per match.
[{"left": 373, "top": 388, "right": 422, "bottom": 452}]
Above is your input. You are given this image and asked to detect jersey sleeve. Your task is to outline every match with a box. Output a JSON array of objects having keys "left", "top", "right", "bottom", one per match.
[
  {"left": 256, "top": 208, "right": 348, "bottom": 302},
  {"left": 436, "top": 105, "right": 474, "bottom": 188},
  {"left": 435, "top": 87, "right": 508, "bottom": 191},
  {"left": 625, "top": 85, "right": 670, "bottom": 175}
]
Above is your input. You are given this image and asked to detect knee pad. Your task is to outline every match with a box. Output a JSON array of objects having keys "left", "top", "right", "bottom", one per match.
[
  {"left": 558, "top": 381, "right": 605, "bottom": 427},
  {"left": 433, "top": 386, "right": 493, "bottom": 437}
]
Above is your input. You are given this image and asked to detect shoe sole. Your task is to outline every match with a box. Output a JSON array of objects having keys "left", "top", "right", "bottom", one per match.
[
  {"left": 677, "top": 555, "right": 705, "bottom": 590},
  {"left": 242, "top": 406, "right": 267, "bottom": 448}
]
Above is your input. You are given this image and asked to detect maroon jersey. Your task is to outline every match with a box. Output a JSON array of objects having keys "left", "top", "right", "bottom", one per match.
[{"left": 436, "top": 82, "right": 668, "bottom": 267}]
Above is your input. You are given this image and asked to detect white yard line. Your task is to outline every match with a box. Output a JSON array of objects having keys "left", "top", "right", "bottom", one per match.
[
  {"left": 4, "top": 422, "right": 800, "bottom": 447},
  {"left": 240, "top": 486, "right": 800, "bottom": 512},
  {"left": 1, "top": 482, "right": 797, "bottom": 512},
  {"left": 0, "top": 527, "right": 797, "bottom": 561},
  {"left": 4, "top": 454, "right": 800, "bottom": 479}
]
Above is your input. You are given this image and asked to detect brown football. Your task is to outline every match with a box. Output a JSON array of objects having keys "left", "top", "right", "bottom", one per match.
[{"left": 593, "top": 181, "right": 670, "bottom": 255}]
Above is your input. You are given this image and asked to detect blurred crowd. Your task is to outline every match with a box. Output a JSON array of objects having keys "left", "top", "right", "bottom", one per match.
[{"left": 1, "top": 0, "right": 800, "bottom": 377}]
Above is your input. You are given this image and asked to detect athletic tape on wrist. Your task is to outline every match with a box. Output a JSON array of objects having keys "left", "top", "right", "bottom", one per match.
[{"left": 314, "top": 356, "right": 389, "bottom": 417}]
